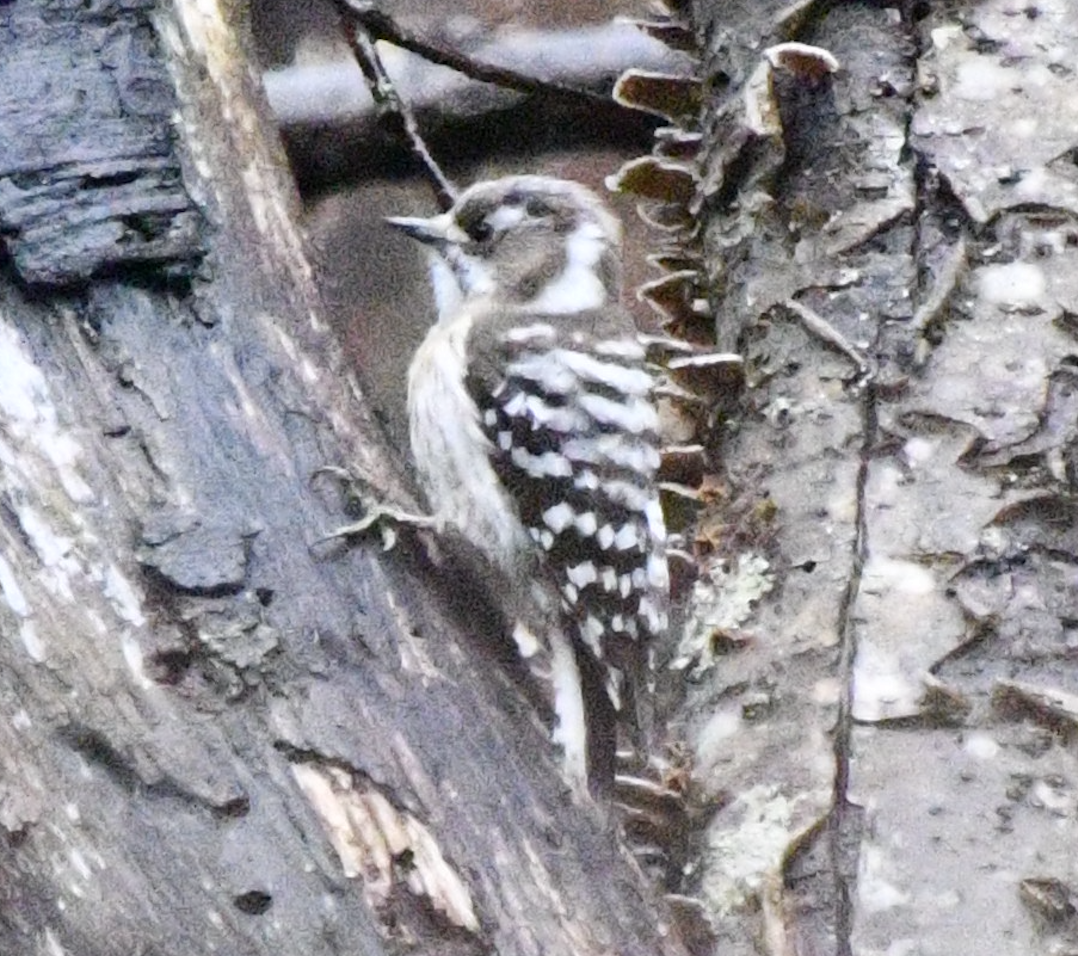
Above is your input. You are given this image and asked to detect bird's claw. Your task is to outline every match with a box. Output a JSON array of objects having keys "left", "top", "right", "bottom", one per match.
[{"left": 312, "top": 466, "right": 435, "bottom": 551}]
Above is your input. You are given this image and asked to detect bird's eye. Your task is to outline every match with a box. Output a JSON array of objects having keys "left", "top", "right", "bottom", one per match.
[
  {"left": 525, "top": 197, "right": 552, "bottom": 218},
  {"left": 465, "top": 220, "right": 494, "bottom": 243}
]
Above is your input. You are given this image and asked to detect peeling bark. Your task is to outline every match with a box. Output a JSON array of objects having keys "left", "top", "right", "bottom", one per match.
[{"left": 682, "top": 1, "right": 1078, "bottom": 953}]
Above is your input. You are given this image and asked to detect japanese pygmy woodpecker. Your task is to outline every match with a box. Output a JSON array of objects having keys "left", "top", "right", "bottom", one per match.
[{"left": 389, "top": 176, "right": 669, "bottom": 796}]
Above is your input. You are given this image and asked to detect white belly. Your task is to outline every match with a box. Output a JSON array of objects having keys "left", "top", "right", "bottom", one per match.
[{"left": 407, "top": 318, "right": 529, "bottom": 570}]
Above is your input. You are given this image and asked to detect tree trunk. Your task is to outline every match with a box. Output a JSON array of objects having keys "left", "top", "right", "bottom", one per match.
[
  {"left": 0, "top": 3, "right": 681, "bottom": 955},
  {"left": 680, "top": 1, "right": 1078, "bottom": 954}
]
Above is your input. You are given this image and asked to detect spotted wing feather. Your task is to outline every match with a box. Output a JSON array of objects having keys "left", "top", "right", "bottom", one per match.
[{"left": 465, "top": 310, "right": 669, "bottom": 717}]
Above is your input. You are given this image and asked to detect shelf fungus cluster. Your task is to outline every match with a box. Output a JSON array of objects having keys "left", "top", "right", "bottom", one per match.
[
  {"left": 604, "top": 17, "right": 847, "bottom": 914},
  {"left": 607, "top": 22, "right": 845, "bottom": 604},
  {"left": 608, "top": 4, "right": 746, "bottom": 592}
]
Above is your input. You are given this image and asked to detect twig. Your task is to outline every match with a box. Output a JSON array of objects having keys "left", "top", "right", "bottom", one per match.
[
  {"left": 265, "top": 24, "right": 689, "bottom": 131},
  {"left": 341, "top": 11, "right": 456, "bottom": 208},
  {"left": 781, "top": 299, "right": 876, "bottom": 383},
  {"left": 337, "top": 0, "right": 614, "bottom": 108},
  {"left": 911, "top": 233, "right": 967, "bottom": 367}
]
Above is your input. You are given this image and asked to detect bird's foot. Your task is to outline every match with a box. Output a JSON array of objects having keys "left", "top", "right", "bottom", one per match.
[{"left": 312, "top": 466, "right": 435, "bottom": 551}]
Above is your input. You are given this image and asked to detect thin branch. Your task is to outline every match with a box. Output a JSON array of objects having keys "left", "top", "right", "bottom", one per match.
[
  {"left": 265, "top": 22, "right": 688, "bottom": 189},
  {"left": 781, "top": 299, "right": 875, "bottom": 383},
  {"left": 337, "top": 0, "right": 615, "bottom": 108},
  {"left": 341, "top": 15, "right": 457, "bottom": 208}
]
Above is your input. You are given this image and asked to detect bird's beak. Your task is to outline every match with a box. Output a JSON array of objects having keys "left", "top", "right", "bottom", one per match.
[{"left": 385, "top": 212, "right": 466, "bottom": 247}]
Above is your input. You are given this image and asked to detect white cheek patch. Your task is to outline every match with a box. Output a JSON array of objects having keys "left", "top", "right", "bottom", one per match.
[
  {"left": 485, "top": 204, "right": 527, "bottom": 232},
  {"left": 455, "top": 255, "right": 494, "bottom": 301},
  {"left": 529, "top": 221, "right": 610, "bottom": 313}
]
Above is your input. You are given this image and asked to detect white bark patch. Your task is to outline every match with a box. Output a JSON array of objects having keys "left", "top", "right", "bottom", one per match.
[
  {"left": 292, "top": 764, "right": 481, "bottom": 933},
  {"left": 976, "top": 262, "right": 1046, "bottom": 310},
  {"left": 0, "top": 319, "right": 94, "bottom": 504},
  {"left": 20, "top": 621, "right": 44, "bottom": 662},
  {"left": 0, "top": 553, "right": 29, "bottom": 617},
  {"left": 104, "top": 565, "right": 146, "bottom": 627}
]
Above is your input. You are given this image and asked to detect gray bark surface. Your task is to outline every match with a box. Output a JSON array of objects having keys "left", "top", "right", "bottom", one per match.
[
  {"left": 677, "top": 0, "right": 1078, "bottom": 953},
  {"left": 0, "top": 3, "right": 682, "bottom": 955}
]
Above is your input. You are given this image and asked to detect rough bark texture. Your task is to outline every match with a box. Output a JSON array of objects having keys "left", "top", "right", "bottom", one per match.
[
  {"left": 0, "top": 3, "right": 682, "bottom": 956},
  {"left": 6, "top": 0, "right": 1078, "bottom": 954},
  {"left": 676, "top": 0, "right": 1078, "bottom": 953}
]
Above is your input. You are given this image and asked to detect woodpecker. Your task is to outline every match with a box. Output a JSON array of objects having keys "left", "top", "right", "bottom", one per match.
[{"left": 388, "top": 175, "right": 669, "bottom": 797}]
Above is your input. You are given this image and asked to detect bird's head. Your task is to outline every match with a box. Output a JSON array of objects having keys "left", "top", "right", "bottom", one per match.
[{"left": 387, "top": 175, "right": 623, "bottom": 323}]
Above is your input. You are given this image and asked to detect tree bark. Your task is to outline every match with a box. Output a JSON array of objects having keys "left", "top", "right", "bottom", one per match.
[
  {"left": 6, "top": 0, "right": 1078, "bottom": 954},
  {"left": 0, "top": 3, "right": 681, "bottom": 955},
  {"left": 679, "top": 1, "right": 1078, "bottom": 953}
]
